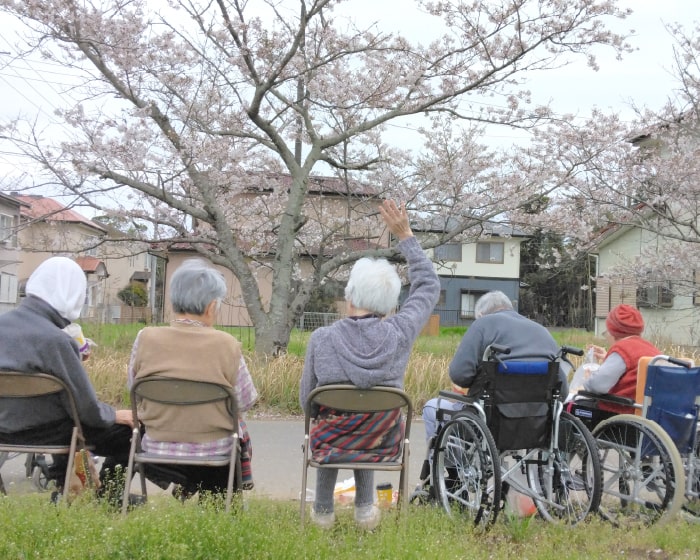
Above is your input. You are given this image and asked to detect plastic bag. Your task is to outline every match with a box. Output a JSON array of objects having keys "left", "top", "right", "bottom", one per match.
[
  {"left": 68, "top": 449, "right": 101, "bottom": 502},
  {"left": 334, "top": 477, "right": 355, "bottom": 504},
  {"left": 566, "top": 348, "right": 599, "bottom": 402}
]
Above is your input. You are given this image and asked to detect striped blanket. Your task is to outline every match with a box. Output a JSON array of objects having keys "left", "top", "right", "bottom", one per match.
[{"left": 310, "top": 406, "right": 404, "bottom": 464}]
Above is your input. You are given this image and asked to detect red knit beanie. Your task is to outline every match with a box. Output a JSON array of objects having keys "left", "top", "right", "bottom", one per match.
[{"left": 606, "top": 304, "right": 644, "bottom": 339}]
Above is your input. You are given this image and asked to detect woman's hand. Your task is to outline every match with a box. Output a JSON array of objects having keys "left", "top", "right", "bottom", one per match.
[
  {"left": 114, "top": 409, "right": 135, "bottom": 428},
  {"left": 587, "top": 344, "right": 606, "bottom": 363},
  {"left": 378, "top": 200, "right": 413, "bottom": 241}
]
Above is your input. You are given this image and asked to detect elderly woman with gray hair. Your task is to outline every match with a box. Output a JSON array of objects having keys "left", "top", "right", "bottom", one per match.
[
  {"left": 127, "top": 258, "right": 257, "bottom": 497},
  {"left": 299, "top": 200, "right": 440, "bottom": 530}
]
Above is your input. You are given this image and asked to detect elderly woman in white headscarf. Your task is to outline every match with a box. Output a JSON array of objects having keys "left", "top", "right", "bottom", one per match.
[{"left": 0, "top": 257, "right": 133, "bottom": 496}]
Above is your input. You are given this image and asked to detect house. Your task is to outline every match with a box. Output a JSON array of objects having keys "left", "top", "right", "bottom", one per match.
[
  {"left": 0, "top": 193, "right": 24, "bottom": 314},
  {"left": 7, "top": 193, "right": 156, "bottom": 322},
  {"left": 414, "top": 219, "right": 530, "bottom": 327},
  {"left": 590, "top": 120, "right": 700, "bottom": 348},
  {"left": 156, "top": 173, "right": 384, "bottom": 326},
  {"left": 592, "top": 223, "right": 700, "bottom": 347}
]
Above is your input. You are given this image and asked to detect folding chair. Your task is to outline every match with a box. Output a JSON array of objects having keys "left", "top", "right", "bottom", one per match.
[
  {"left": 122, "top": 376, "right": 241, "bottom": 515},
  {"left": 0, "top": 371, "right": 88, "bottom": 500},
  {"left": 300, "top": 384, "right": 413, "bottom": 528}
]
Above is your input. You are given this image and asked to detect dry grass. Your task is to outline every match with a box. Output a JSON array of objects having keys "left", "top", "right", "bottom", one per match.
[{"left": 82, "top": 326, "right": 700, "bottom": 416}]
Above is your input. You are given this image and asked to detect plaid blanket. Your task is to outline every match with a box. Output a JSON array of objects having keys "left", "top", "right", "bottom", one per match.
[{"left": 310, "top": 406, "right": 404, "bottom": 464}]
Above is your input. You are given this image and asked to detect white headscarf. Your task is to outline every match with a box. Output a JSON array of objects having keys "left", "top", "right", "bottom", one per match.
[{"left": 26, "top": 257, "right": 86, "bottom": 321}]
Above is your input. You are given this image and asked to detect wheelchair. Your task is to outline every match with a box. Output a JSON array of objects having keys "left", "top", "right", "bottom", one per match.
[
  {"left": 568, "top": 354, "right": 700, "bottom": 525},
  {"left": 412, "top": 344, "right": 602, "bottom": 527},
  {"left": 0, "top": 451, "right": 58, "bottom": 494}
]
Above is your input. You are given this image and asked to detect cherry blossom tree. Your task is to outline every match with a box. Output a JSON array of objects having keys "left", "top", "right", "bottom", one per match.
[
  {"left": 526, "top": 22, "right": 700, "bottom": 309},
  {"left": 0, "top": 0, "right": 630, "bottom": 354}
]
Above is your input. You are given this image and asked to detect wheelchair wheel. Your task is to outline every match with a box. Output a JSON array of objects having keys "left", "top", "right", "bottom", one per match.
[
  {"left": 593, "top": 414, "right": 685, "bottom": 526},
  {"left": 27, "top": 453, "right": 52, "bottom": 492},
  {"left": 681, "top": 431, "right": 700, "bottom": 519},
  {"left": 433, "top": 412, "right": 501, "bottom": 526},
  {"left": 525, "top": 411, "right": 602, "bottom": 524}
]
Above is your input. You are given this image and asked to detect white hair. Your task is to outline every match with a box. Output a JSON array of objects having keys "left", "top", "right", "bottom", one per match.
[
  {"left": 344, "top": 257, "right": 401, "bottom": 316},
  {"left": 474, "top": 290, "right": 513, "bottom": 319},
  {"left": 170, "top": 258, "right": 227, "bottom": 315}
]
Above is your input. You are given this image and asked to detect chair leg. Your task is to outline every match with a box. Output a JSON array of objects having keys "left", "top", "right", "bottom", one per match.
[
  {"left": 121, "top": 428, "right": 139, "bottom": 516},
  {"left": 300, "top": 435, "right": 310, "bottom": 528}
]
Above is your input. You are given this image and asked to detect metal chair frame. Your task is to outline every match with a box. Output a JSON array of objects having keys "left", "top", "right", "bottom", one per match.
[
  {"left": 122, "top": 376, "right": 241, "bottom": 515},
  {"left": 300, "top": 384, "right": 413, "bottom": 528},
  {"left": 0, "top": 371, "right": 88, "bottom": 500}
]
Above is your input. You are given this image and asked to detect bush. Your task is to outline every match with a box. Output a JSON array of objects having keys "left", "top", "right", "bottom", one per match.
[{"left": 117, "top": 282, "right": 148, "bottom": 307}]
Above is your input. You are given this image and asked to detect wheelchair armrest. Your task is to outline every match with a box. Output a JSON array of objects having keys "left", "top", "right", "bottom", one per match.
[
  {"left": 438, "top": 390, "right": 477, "bottom": 404},
  {"left": 576, "top": 390, "right": 636, "bottom": 407}
]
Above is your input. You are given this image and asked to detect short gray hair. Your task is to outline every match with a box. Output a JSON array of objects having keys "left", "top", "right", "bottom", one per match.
[
  {"left": 474, "top": 290, "right": 513, "bottom": 319},
  {"left": 344, "top": 257, "right": 401, "bottom": 316},
  {"left": 170, "top": 258, "right": 227, "bottom": 316}
]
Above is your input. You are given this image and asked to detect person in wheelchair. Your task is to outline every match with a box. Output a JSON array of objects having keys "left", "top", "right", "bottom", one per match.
[
  {"left": 572, "top": 303, "right": 660, "bottom": 421},
  {"left": 422, "top": 290, "right": 570, "bottom": 444},
  {"left": 299, "top": 200, "right": 440, "bottom": 530}
]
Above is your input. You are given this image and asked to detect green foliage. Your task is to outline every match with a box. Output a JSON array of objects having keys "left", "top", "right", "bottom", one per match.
[
  {"left": 304, "top": 282, "right": 341, "bottom": 314},
  {"left": 1, "top": 496, "right": 699, "bottom": 559},
  {"left": 117, "top": 281, "right": 148, "bottom": 307}
]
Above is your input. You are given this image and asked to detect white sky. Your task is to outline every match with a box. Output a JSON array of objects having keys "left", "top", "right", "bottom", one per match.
[{"left": 0, "top": 0, "right": 699, "bottom": 179}]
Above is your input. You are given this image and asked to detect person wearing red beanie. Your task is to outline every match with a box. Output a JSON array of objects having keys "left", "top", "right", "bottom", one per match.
[{"left": 581, "top": 304, "right": 660, "bottom": 414}]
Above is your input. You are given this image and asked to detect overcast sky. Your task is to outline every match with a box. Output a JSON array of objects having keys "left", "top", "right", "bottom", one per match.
[{"left": 1, "top": 0, "right": 699, "bottom": 177}]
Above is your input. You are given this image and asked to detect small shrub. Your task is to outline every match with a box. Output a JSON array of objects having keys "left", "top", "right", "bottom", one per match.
[{"left": 117, "top": 281, "right": 148, "bottom": 307}]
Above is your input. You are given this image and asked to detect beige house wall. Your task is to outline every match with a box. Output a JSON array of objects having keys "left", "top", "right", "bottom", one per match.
[
  {"left": 428, "top": 237, "right": 523, "bottom": 278},
  {"left": 594, "top": 226, "right": 700, "bottom": 347},
  {"left": 0, "top": 197, "right": 21, "bottom": 313}
]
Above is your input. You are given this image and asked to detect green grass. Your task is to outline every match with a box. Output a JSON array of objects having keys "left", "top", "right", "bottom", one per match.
[
  {"left": 5, "top": 324, "right": 700, "bottom": 557},
  {"left": 1, "top": 494, "right": 699, "bottom": 559}
]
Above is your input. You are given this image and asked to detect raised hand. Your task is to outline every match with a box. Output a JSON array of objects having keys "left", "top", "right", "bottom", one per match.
[{"left": 378, "top": 200, "right": 413, "bottom": 241}]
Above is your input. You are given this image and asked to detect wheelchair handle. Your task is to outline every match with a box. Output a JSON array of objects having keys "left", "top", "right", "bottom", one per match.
[
  {"left": 560, "top": 345, "right": 584, "bottom": 358},
  {"left": 650, "top": 355, "right": 692, "bottom": 368}
]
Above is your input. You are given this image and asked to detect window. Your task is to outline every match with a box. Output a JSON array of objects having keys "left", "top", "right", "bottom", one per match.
[
  {"left": 460, "top": 291, "right": 486, "bottom": 319},
  {"left": 437, "top": 290, "right": 446, "bottom": 307},
  {"left": 637, "top": 281, "right": 673, "bottom": 308},
  {"left": 0, "top": 272, "right": 18, "bottom": 304},
  {"left": 84, "top": 236, "right": 99, "bottom": 256},
  {"left": 476, "top": 242, "right": 504, "bottom": 264},
  {"left": 434, "top": 243, "right": 462, "bottom": 262},
  {"left": 0, "top": 213, "right": 17, "bottom": 247}
]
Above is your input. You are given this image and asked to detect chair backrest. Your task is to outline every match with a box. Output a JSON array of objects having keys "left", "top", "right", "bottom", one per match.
[
  {"left": 131, "top": 376, "right": 238, "bottom": 423},
  {"left": 307, "top": 384, "right": 412, "bottom": 415},
  {"left": 481, "top": 359, "right": 559, "bottom": 450},
  {"left": 641, "top": 357, "right": 700, "bottom": 453},
  {"left": 304, "top": 384, "right": 413, "bottom": 450},
  {"left": 0, "top": 371, "right": 86, "bottom": 442}
]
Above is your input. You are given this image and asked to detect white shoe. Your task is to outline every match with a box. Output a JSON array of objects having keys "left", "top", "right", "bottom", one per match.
[
  {"left": 310, "top": 508, "right": 335, "bottom": 529},
  {"left": 354, "top": 504, "right": 381, "bottom": 530}
]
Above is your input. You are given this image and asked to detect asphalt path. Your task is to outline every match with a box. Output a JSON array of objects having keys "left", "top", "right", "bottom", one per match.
[{"left": 0, "top": 418, "right": 429, "bottom": 503}]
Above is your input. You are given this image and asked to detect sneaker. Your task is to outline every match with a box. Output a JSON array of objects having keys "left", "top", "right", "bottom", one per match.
[
  {"left": 311, "top": 508, "right": 335, "bottom": 529},
  {"left": 354, "top": 504, "right": 381, "bottom": 530}
]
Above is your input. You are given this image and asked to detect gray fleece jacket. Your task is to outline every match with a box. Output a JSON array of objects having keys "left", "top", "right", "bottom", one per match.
[
  {"left": 0, "top": 295, "right": 116, "bottom": 433},
  {"left": 299, "top": 236, "right": 440, "bottom": 406},
  {"left": 449, "top": 308, "right": 570, "bottom": 397}
]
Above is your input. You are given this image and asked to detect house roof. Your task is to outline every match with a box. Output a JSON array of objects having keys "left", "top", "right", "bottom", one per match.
[
  {"left": 12, "top": 194, "right": 107, "bottom": 233},
  {"left": 412, "top": 215, "right": 530, "bottom": 238},
  {"left": 246, "top": 172, "right": 378, "bottom": 197},
  {"left": 0, "top": 192, "right": 27, "bottom": 209},
  {"left": 75, "top": 255, "right": 106, "bottom": 273}
]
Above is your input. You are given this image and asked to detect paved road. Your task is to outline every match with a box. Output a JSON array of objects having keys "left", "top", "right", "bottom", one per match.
[{"left": 0, "top": 418, "right": 429, "bottom": 502}]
